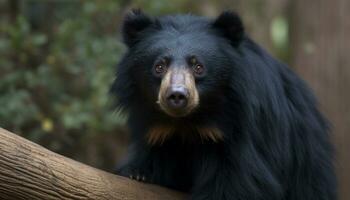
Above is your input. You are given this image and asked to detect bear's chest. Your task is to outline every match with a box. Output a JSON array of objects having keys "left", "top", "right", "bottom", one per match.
[{"left": 146, "top": 124, "right": 224, "bottom": 145}]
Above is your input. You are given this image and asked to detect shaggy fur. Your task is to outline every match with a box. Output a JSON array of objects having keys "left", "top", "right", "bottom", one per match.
[{"left": 111, "top": 9, "right": 337, "bottom": 200}]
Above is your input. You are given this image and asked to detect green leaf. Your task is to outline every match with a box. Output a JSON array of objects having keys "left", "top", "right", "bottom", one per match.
[{"left": 270, "top": 16, "right": 288, "bottom": 50}]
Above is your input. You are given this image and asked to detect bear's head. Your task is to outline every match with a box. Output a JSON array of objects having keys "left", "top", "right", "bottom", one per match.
[{"left": 113, "top": 9, "right": 245, "bottom": 119}]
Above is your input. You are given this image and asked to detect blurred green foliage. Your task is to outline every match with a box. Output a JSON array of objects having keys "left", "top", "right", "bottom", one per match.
[
  {"left": 270, "top": 16, "right": 289, "bottom": 60},
  {"left": 0, "top": 1, "right": 131, "bottom": 170}
]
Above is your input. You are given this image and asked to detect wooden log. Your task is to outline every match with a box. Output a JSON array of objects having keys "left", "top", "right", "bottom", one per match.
[{"left": 0, "top": 128, "right": 186, "bottom": 200}]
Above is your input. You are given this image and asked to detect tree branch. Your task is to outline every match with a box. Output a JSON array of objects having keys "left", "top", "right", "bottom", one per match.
[{"left": 0, "top": 128, "right": 186, "bottom": 200}]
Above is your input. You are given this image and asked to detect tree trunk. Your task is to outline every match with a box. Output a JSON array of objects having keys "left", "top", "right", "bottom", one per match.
[
  {"left": 290, "top": 1, "right": 350, "bottom": 199},
  {"left": 0, "top": 128, "right": 186, "bottom": 200}
]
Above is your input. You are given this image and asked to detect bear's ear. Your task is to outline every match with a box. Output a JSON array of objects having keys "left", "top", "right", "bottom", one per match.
[
  {"left": 212, "top": 11, "right": 245, "bottom": 46},
  {"left": 122, "top": 9, "right": 153, "bottom": 47}
]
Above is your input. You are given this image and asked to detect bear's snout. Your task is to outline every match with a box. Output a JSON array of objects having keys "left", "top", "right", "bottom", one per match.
[
  {"left": 166, "top": 85, "right": 189, "bottom": 109},
  {"left": 158, "top": 67, "right": 199, "bottom": 117}
]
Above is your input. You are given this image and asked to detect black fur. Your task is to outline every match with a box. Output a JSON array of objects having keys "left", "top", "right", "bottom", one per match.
[
  {"left": 111, "top": 10, "right": 337, "bottom": 200},
  {"left": 122, "top": 9, "right": 154, "bottom": 47}
]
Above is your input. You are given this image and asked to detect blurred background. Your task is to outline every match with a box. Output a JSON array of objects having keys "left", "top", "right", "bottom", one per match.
[{"left": 0, "top": 0, "right": 349, "bottom": 199}]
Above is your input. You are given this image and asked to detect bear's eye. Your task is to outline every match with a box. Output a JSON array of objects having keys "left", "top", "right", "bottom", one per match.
[
  {"left": 192, "top": 64, "right": 204, "bottom": 76},
  {"left": 154, "top": 64, "right": 167, "bottom": 76}
]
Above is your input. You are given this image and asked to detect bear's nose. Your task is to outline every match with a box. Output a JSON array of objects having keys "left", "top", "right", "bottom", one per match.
[{"left": 166, "top": 86, "right": 189, "bottom": 109}]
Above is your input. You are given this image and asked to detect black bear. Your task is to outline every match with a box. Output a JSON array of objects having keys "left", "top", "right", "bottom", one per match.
[{"left": 111, "top": 9, "right": 337, "bottom": 200}]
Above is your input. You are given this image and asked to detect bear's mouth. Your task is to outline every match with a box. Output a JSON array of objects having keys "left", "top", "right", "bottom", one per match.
[
  {"left": 157, "top": 67, "right": 199, "bottom": 117},
  {"left": 157, "top": 101, "right": 194, "bottom": 117}
]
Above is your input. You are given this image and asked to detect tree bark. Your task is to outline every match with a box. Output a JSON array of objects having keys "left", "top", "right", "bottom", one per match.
[
  {"left": 290, "top": 0, "right": 350, "bottom": 199},
  {"left": 0, "top": 128, "right": 186, "bottom": 200}
]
